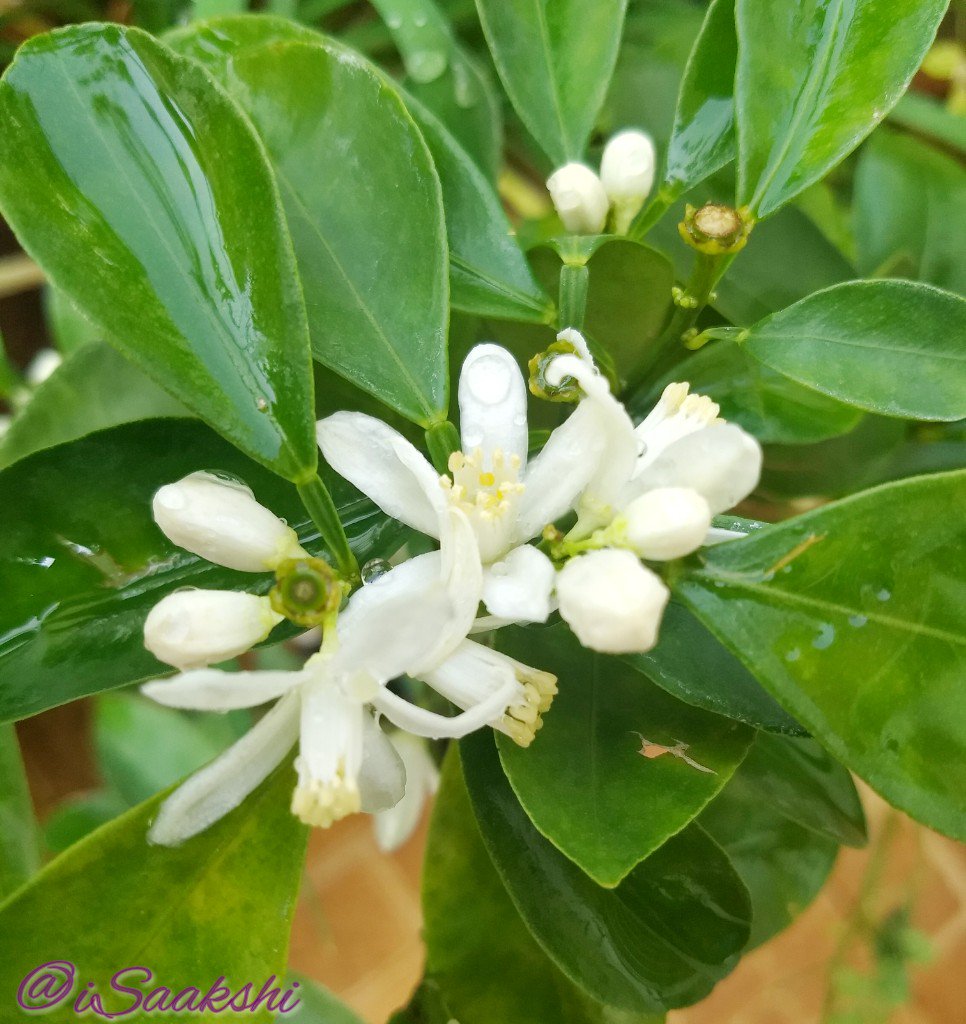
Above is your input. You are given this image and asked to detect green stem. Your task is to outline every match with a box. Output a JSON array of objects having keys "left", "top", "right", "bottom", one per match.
[
  {"left": 297, "top": 474, "right": 358, "bottom": 581},
  {"left": 425, "top": 419, "right": 462, "bottom": 473},
  {"left": 558, "top": 263, "right": 589, "bottom": 331},
  {"left": 627, "top": 185, "right": 679, "bottom": 242}
]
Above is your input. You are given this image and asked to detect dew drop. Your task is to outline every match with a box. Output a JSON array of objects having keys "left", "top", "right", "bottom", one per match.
[
  {"left": 361, "top": 558, "right": 392, "bottom": 584},
  {"left": 785, "top": 648, "right": 801, "bottom": 662},
  {"left": 848, "top": 614, "right": 868, "bottom": 628},
  {"left": 466, "top": 352, "right": 513, "bottom": 404},
  {"left": 256, "top": 397, "right": 269, "bottom": 411},
  {"left": 406, "top": 49, "right": 447, "bottom": 84},
  {"left": 812, "top": 623, "right": 835, "bottom": 650},
  {"left": 876, "top": 587, "right": 891, "bottom": 602}
]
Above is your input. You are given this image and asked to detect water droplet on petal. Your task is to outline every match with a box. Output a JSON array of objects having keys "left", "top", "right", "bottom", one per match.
[{"left": 362, "top": 558, "right": 392, "bottom": 584}]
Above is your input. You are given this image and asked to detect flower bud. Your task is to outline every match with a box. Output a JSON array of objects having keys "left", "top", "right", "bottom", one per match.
[
  {"left": 620, "top": 487, "right": 711, "bottom": 560},
  {"left": 144, "top": 589, "right": 283, "bottom": 669},
  {"left": 546, "top": 162, "right": 609, "bottom": 235},
  {"left": 556, "top": 549, "right": 669, "bottom": 654},
  {"left": 153, "top": 472, "right": 305, "bottom": 572},
  {"left": 600, "top": 130, "right": 655, "bottom": 233},
  {"left": 25, "top": 348, "right": 62, "bottom": 387}
]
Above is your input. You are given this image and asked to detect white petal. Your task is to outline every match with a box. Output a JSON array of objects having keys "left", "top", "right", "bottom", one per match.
[
  {"left": 373, "top": 733, "right": 438, "bottom": 852},
  {"left": 557, "top": 549, "right": 670, "bottom": 654},
  {"left": 513, "top": 401, "right": 606, "bottom": 542},
  {"left": 357, "top": 715, "right": 406, "bottom": 814},
  {"left": 153, "top": 472, "right": 303, "bottom": 572},
  {"left": 372, "top": 677, "right": 519, "bottom": 739},
  {"left": 143, "top": 590, "right": 282, "bottom": 670},
  {"left": 621, "top": 487, "right": 712, "bottom": 560},
  {"left": 546, "top": 163, "right": 609, "bottom": 235},
  {"left": 148, "top": 692, "right": 299, "bottom": 846},
  {"left": 458, "top": 344, "right": 529, "bottom": 466},
  {"left": 317, "top": 412, "right": 441, "bottom": 537},
  {"left": 482, "top": 544, "right": 555, "bottom": 623},
  {"left": 627, "top": 423, "right": 762, "bottom": 515},
  {"left": 25, "top": 348, "right": 62, "bottom": 386},
  {"left": 600, "top": 130, "right": 656, "bottom": 233},
  {"left": 142, "top": 668, "right": 305, "bottom": 711},
  {"left": 634, "top": 383, "right": 721, "bottom": 473}
]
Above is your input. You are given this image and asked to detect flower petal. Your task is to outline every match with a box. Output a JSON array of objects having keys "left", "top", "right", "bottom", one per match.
[
  {"left": 317, "top": 411, "right": 441, "bottom": 536},
  {"left": 373, "top": 732, "right": 438, "bottom": 851},
  {"left": 142, "top": 668, "right": 305, "bottom": 711},
  {"left": 358, "top": 714, "right": 406, "bottom": 814},
  {"left": 371, "top": 677, "right": 519, "bottom": 739},
  {"left": 458, "top": 344, "right": 528, "bottom": 465},
  {"left": 147, "top": 692, "right": 299, "bottom": 846},
  {"left": 482, "top": 544, "right": 555, "bottom": 623}
]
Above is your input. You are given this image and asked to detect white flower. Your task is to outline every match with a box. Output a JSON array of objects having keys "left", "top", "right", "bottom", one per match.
[
  {"left": 556, "top": 548, "right": 669, "bottom": 654},
  {"left": 600, "top": 130, "right": 656, "bottom": 234},
  {"left": 619, "top": 487, "right": 712, "bottom": 560},
  {"left": 546, "top": 162, "right": 609, "bottom": 235},
  {"left": 373, "top": 732, "right": 439, "bottom": 852},
  {"left": 143, "top": 589, "right": 283, "bottom": 670},
  {"left": 153, "top": 472, "right": 306, "bottom": 572},
  {"left": 317, "top": 343, "right": 605, "bottom": 626}
]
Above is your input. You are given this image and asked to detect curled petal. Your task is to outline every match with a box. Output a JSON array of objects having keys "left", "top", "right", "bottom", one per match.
[{"left": 371, "top": 677, "right": 519, "bottom": 739}]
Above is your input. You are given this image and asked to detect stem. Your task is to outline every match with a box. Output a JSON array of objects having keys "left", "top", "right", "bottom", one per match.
[
  {"left": 297, "top": 475, "right": 358, "bottom": 581},
  {"left": 425, "top": 419, "right": 461, "bottom": 473},
  {"left": 627, "top": 185, "right": 679, "bottom": 242},
  {"left": 558, "top": 263, "right": 589, "bottom": 331}
]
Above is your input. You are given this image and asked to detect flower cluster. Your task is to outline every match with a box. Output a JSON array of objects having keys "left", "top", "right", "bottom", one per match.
[
  {"left": 547, "top": 129, "right": 656, "bottom": 235},
  {"left": 139, "top": 336, "right": 760, "bottom": 847}
]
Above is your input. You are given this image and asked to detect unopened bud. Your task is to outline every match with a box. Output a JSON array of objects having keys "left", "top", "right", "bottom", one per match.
[
  {"left": 556, "top": 549, "right": 670, "bottom": 654},
  {"left": 679, "top": 203, "right": 753, "bottom": 255},
  {"left": 600, "top": 130, "right": 656, "bottom": 233},
  {"left": 153, "top": 472, "right": 305, "bottom": 572},
  {"left": 269, "top": 556, "right": 344, "bottom": 628},
  {"left": 546, "top": 162, "right": 609, "bottom": 235},
  {"left": 620, "top": 487, "right": 711, "bottom": 560},
  {"left": 528, "top": 339, "right": 585, "bottom": 402},
  {"left": 144, "top": 589, "right": 283, "bottom": 669}
]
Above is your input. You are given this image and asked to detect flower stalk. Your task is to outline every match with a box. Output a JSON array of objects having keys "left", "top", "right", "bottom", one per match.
[{"left": 297, "top": 474, "right": 358, "bottom": 581}]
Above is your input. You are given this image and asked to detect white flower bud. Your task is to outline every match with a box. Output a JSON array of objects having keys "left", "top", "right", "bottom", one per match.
[
  {"left": 546, "top": 162, "right": 609, "bottom": 235},
  {"left": 153, "top": 472, "right": 304, "bottom": 572},
  {"left": 25, "top": 348, "right": 62, "bottom": 387},
  {"left": 144, "top": 589, "right": 283, "bottom": 669},
  {"left": 600, "top": 130, "right": 656, "bottom": 234},
  {"left": 620, "top": 487, "right": 711, "bottom": 560},
  {"left": 556, "top": 549, "right": 669, "bottom": 654}
]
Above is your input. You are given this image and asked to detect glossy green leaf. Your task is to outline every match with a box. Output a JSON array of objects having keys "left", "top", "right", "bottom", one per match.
[
  {"left": 855, "top": 130, "right": 966, "bottom": 294},
  {"left": 0, "top": 419, "right": 402, "bottom": 724},
  {"left": 701, "top": 778, "right": 839, "bottom": 949},
  {"left": 476, "top": 0, "right": 629, "bottom": 165},
  {"left": 95, "top": 693, "right": 249, "bottom": 806},
  {"left": 629, "top": 602, "right": 804, "bottom": 734},
  {"left": 44, "top": 289, "right": 101, "bottom": 355},
  {"left": 496, "top": 625, "right": 752, "bottom": 886},
  {"left": 406, "top": 97, "right": 553, "bottom": 324},
  {"left": 664, "top": 0, "right": 736, "bottom": 194},
  {"left": 461, "top": 731, "right": 751, "bottom": 1013},
  {"left": 0, "top": 763, "right": 307, "bottom": 1023},
  {"left": 170, "top": 19, "right": 449, "bottom": 426},
  {"left": 0, "top": 343, "right": 188, "bottom": 470},
  {"left": 732, "top": 732, "right": 866, "bottom": 847},
  {"left": 735, "top": 0, "right": 948, "bottom": 217},
  {"left": 640, "top": 340, "right": 863, "bottom": 445},
  {"left": 285, "top": 974, "right": 364, "bottom": 1024},
  {"left": 0, "top": 25, "right": 317, "bottom": 481},
  {"left": 372, "top": 0, "right": 502, "bottom": 177},
  {"left": 741, "top": 280, "right": 966, "bottom": 421},
  {"left": 425, "top": 750, "right": 665, "bottom": 1024},
  {"left": 0, "top": 724, "right": 40, "bottom": 899},
  {"left": 675, "top": 470, "right": 966, "bottom": 840}
]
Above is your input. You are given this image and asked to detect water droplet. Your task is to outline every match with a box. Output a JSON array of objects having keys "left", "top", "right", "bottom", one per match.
[
  {"left": 512, "top": 413, "right": 527, "bottom": 428},
  {"left": 256, "top": 397, "right": 269, "bottom": 411},
  {"left": 387, "top": 14, "right": 402, "bottom": 28},
  {"left": 848, "top": 614, "right": 867, "bottom": 628},
  {"left": 361, "top": 558, "right": 391, "bottom": 584},
  {"left": 876, "top": 588, "right": 891, "bottom": 602},
  {"left": 413, "top": 13, "right": 427, "bottom": 27},
  {"left": 812, "top": 623, "right": 835, "bottom": 650},
  {"left": 785, "top": 648, "right": 801, "bottom": 662},
  {"left": 406, "top": 49, "right": 447, "bottom": 84},
  {"left": 452, "top": 62, "right": 476, "bottom": 108}
]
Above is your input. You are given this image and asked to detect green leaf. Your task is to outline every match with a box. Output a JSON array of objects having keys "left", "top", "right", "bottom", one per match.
[
  {"left": 629, "top": 602, "right": 805, "bottom": 734},
  {"left": 664, "top": 0, "right": 737, "bottom": 194},
  {"left": 406, "top": 96, "right": 553, "bottom": 324},
  {"left": 285, "top": 973, "right": 364, "bottom": 1023},
  {"left": 475, "top": 0, "right": 629, "bottom": 165},
  {"left": 674, "top": 470, "right": 966, "bottom": 840},
  {"left": 0, "top": 343, "right": 188, "bottom": 470},
  {"left": 372, "top": 0, "right": 502, "bottom": 177},
  {"left": 425, "top": 750, "right": 665, "bottom": 1024},
  {"left": 94, "top": 693, "right": 249, "bottom": 806},
  {"left": 855, "top": 129, "right": 966, "bottom": 294},
  {"left": 0, "top": 25, "right": 317, "bottom": 481},
  {"left": 170, "top": 19, "right": 450, "bottom": 427},
  {"left": 0, "top": 763, "right": 307, "bottom": 1023},
  {"left": 44, "top": 289, "right": 101, "bottom": 355},
  {"left": 888, "top": 92, "right": 966, "bottom": 158},
  {"left": 731, "top": 732, "right": 866, "bottom": 847},
  {"left": 495, "top": 624, "right": 752, "bottom": 887},
  {"left": 0, "top": 724, "right": 40, "bottom": 899},
  {"left": 701, "top": 776, "right": 839, "bottom": 949},
  {"left": 640, "top": 340, "right": 863, "bottom": 446},
  {"left": 741, "top": 280, "right": 966, "bottom": 421},
  {"left": 44, "top": 791, "right": 129, "bottom": 855},
  {"left": 461, "top": 730, "right": 751, "bottom": 1013},
  {"left": 735, "top": 0, "right": 948, "bottom": 217},
  {"left": 0, "top": 418, "right": 403, "bottom": 724}
]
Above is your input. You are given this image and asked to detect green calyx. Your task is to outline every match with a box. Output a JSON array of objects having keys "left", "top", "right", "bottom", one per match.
[
  {"left": 269, "top": 556, "right": 345, "bottom": 628},
  {"left": 678, "top": 202, "right": 754, "bottom": 255},
  {"left": 528, "top": 340, "right": 583, "bottom": 403}
]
